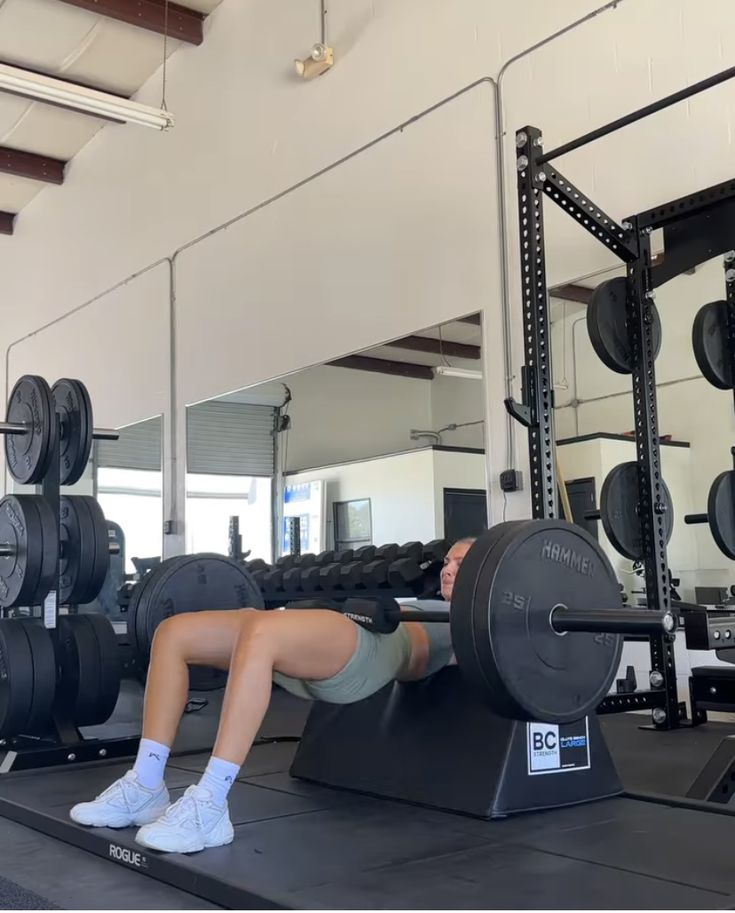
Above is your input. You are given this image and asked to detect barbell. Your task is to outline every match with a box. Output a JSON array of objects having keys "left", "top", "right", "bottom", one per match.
[{"left": 327, "top": 520, "right": 676, "bottom": 725}]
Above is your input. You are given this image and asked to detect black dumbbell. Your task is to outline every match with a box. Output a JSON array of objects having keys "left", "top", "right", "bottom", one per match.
[
  {"left": 276, "top": 554, "right": 298, "bottom": 570},
  {"left": 362, "top": 559, "right": 389, "bottom": 588},
  {"left": 397, "top": 541, "right": 423, "bottom": 563},
  {"left": 282, "top": 566, "right": 303, "bottom": 593},
  {"left": 388, "top": 558, "right": 423, "bottom": 589},
  {"left": 314, "top": 550, "right": 335, "bottom": 566},
  {"left": 295, "top": 553, "right": 317, "bottom": 568},
  {"left": 319, "top": 563, "right": 342, "bottom": 590},
  {"left": 252, "top": 569, "right": 268, "bottom": 591},
  {"left": 375, "top": 543, "right": 399, "bottom": 563},
  {"left": 332, "top": 549, "right": 355, "bottom": 564},
  {"left": 300, "top": 565, "right": 322, "bottom": 591},
  {"left": 262, "top": 569, "right": 284, "bottom": 595},
  {"left": 422, "top": 539, "right": 449, "bottom": 563},
  {"left": 246, "top": 558, "right": 270, "bottom": 573},
  {"left": 339, "top": 561, "right": 367, "bottom": 589},
  {"left": 353, "top": 545, "right": 377, "bottom": 563}
]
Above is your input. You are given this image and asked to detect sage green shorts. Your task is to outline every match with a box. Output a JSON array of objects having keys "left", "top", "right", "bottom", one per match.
[{"left": 272, "top": 622, "right": 412, "bottom": 704}]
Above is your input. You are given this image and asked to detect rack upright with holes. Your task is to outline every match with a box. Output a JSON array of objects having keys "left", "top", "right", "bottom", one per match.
[{"left": 505, "top": 65, "right": 735, "bottom": 730}]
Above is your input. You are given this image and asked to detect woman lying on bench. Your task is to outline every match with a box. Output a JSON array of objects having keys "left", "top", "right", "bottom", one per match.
[{"left": 70, "top": 538, "right": 474, "bottom": 854}]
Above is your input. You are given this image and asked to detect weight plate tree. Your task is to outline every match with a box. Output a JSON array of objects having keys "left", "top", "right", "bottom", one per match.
[
  {"left": 451, "top": 521, "right": 624, "bottom": 724},
  {"left": 599, "top": 461, "right": 674, "bottom": 560},
  {"left": 129, "top": 554, "right": 264, "bottom": 690},
  {"left": 587, "top": 276, "right": 662, "bottom": 374},
  {"left": 692, "top": 300, "right": 733, "bottom": 390},
  {"left": 4, "top": 375, "right": 56, "bottom": 484}
]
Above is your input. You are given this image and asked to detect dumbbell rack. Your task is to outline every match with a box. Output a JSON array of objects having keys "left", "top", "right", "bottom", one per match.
[{"left": 0, "top": 409, "right": 140, "bottom": 772}]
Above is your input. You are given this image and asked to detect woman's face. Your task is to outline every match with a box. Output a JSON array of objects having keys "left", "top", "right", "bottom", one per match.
[{"left": 440, "top": 540, "right": 474, "bottom": 602}]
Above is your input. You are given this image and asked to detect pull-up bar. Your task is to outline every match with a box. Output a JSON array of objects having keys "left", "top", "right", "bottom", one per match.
[{"left": 538, "top": 63, "right": 735, "bottom": 165}]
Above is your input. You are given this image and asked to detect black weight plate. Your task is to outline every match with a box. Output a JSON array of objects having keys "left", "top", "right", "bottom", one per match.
[
  {"left": 599, "top": 461, "right": 674, "bottom": 560},
  {"left": 136, "top": 554, "right": 264, "bottom": 692},
  {"left": 587, "top": 277, "right": 662, "bottom": 374},
  {"left": 708, "top": 471, "right": 735, "bottom": 560},
  {"left": 133, "top": 556, "right": 190, "bottom": 667},
  {"left": 0, "top": 495, "right": 46, "bottom": 608},
  {"left": 59, "top": 495, "right": 99, "bottom": 605},
  {"left": 453, "top": 520, "right": 623, "bottom": 724},
  {"left": 19, "top": 619, "right": 56, "bottom": 735},
  {"left": 5, "top": 375, "right": 54, "bottom": 485},
  {"left": 692, "top": 300, "right": 733, "bottom": 390},
  {"left": 55, "top": 614, "right": 101, "bottom": 726},
  {"left": 0, "top": 619, "right": 34, "bottom": 737},
  {"left": 34, "top": 496, "right": 59, "bottom": 608},
  {"left": 52, "top": 378, "right": 94, "bottom": 486},
  {"left": 450, "top": 522, "right": 527, "bottom": 717},
  {"left": 85, "top": 614, "right": 122, "bottom": 725},
  {"left": 77, "top": 497, "right": 110, "bottom": 604}
]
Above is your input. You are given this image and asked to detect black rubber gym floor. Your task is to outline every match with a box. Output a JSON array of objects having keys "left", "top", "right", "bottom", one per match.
[{"left": 2, "top": 688, "right": 735, "bottom": 909}]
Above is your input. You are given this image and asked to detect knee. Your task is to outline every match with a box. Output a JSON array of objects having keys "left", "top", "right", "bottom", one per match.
[
  {"left": 151, "top": 613, "right": 195, "bottom": 656},
  {"left": 232, "top": 610, "right": 277, "bottom": 660}
]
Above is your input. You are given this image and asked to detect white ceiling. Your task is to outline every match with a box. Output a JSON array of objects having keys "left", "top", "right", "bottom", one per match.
[{"left": 0, "top": 0, "right": 223, "bottom": 217}]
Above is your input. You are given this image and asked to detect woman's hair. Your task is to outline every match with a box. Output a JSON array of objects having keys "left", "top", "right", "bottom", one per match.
[{"left": 454, "top": 536, "right": 477, "bottom": 547}]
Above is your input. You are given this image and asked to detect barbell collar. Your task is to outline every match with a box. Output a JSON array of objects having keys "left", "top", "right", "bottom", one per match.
[
  {"left": 684, "top": 513, "right": 708, "bottom": 525},
  {"left": 551, "top": 606, "right": 677, "bottom": 635}
]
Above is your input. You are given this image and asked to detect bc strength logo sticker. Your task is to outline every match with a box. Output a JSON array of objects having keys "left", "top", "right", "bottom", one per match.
[{"left": 527, "top": 718, "right": 591, "bottom": 775}]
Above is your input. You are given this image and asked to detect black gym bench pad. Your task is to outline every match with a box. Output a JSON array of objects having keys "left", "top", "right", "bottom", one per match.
[{"left": 0, "top": 745, "right": 735, "bottom": 908}]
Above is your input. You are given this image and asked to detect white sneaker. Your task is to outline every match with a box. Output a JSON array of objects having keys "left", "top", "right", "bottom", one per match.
[
  {"left": 70, "top": 771, "right": 170, "bottom": 828},
  {"left": 135, "top": 784, "right": 234, "bottom": 854}
]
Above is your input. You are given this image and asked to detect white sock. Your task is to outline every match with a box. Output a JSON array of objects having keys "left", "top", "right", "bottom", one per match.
[
  {"left": 197, "top": 756, "right": 240, "bottom": 806},
  {"left": 132, "top": 738, "right": 170, "bottom": 790}
]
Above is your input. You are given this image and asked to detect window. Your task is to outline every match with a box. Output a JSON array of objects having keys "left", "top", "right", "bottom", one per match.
[
  {"left": 97, "top": 467, "right": 163, "bottom": 573},
  {"left": 334, "top": 499, "right": 372, "bottom": 551},
  {"left": 186, "top": 474, "right": 273, "bottom": 562}
]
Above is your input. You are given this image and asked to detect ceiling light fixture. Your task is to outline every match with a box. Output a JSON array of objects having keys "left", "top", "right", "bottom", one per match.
[
  {"left": 433, "top": 366, "right": 483, "bottom": 381},
  {"left": 0, "top": 63, "right": 175, "bottom": 130}
]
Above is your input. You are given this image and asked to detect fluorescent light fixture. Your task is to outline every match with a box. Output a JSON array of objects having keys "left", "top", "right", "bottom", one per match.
[
  {"left": 0, "top": 63, "right": 174, "bottom": 130},
  {"left": 433, "top": 365, "right": 483, "bottom": 381}
]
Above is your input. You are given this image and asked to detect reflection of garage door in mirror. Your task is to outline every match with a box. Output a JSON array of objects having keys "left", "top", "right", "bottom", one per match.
[{"left": 443, "top": 488, "right": 487, "bottom": 542}]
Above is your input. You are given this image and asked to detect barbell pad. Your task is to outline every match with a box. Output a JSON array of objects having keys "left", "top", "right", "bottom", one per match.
[
  {"left": 353, "top": 545, "right": 377, "bottom": 563},
  {"left": 375, "top": 543, "right": 399, "bottom": 563},
  {"left": 342, "top": 597, "right": 401, "bottom": 634},
  {"left": 300, "top": 565, "right": 322, "bottom": 590},
  {"left": 284, "top": 599, "right": 342, "bottom": 612},
  {"left": 282, "top": 567, "right": 303, "bottom": 592},
  {"left": 319, "top": 563, "right": 342, "bottom": 589},
  {"left": 339, "top": 560, "right": 366, "bottom": 589},
  {"left": 362, "top": 559, "right": 389, "bottom": 587},
  {"left": 423, "top": 539, "right": 450, "bottom": 563},
  {"left": 397, "top": 541, "right": 423, "bottom": 563}
]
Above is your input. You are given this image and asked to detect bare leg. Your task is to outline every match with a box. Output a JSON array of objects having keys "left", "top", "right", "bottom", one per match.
[
  {"left": 212, "top": 609, "right": 358, "bottom": 765},
  {"left": 142, "top": 610, "right": 246, "bottom": 746}
]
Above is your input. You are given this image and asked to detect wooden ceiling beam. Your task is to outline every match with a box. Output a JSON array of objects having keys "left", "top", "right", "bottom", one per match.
[
  {"left": 0, "top": 147, "right": 65, "bottom": 185},
  {"left": 56, "top": 0, "right": 204, "bottom": 46},
  {"left": 328, "top": 355, "right": 434, "bottom": 381},
  {"left": 385, "top": 334, "right": 481, "bottom": 360}
]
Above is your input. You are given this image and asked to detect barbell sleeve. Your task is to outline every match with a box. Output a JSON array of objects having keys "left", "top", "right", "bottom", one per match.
[
  {"left": 684, "top": 513, "right": 708, "bottom": 525},
  {"left": 396, "top": 608, "right": 450, "bottom": 623},
  {"left": 584, "top": 510, "right": 601, "bottom": 521},
  {"left": 0, "top": 544, "right": 15, "bottom": 557},
  {"left": 551, "top": 607, "right": 677, "bottom": 635},
  {"left": 0, "top": 421, "right": 119, "bottom": 441}
]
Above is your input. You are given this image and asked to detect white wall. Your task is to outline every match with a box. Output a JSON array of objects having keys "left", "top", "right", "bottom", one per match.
[
  {"left": 432, "top": 450, "right": 487, "bottom": 537},
  {"left": 3, "top": 1, "right": 735, "bottom": 548},
  {"left": 284, "top": 365, "right": 430, "bottom": 471},
  {"left": 288, "top": 449, "right": 437, "bottom": 548},
  {"left": 429, "top": 375, "right": 485, "bottom": 449}
]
